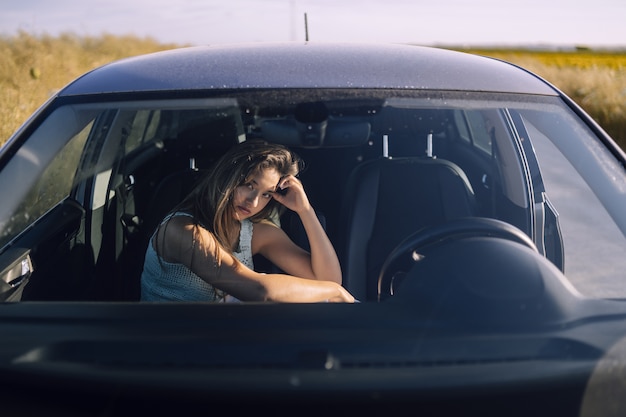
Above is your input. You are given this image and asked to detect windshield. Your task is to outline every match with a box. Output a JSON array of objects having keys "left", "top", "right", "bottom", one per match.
[{"left": 2, "top": 90, "right": 626, "bottom": 302}]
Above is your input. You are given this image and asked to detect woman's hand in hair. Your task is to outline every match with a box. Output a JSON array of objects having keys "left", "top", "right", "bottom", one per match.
[{"left": 271, "top": 175, "right": 310, "bottom": 214}]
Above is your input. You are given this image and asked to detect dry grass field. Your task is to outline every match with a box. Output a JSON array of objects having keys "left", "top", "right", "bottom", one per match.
[
  {"left": 0, "top": 32, "right": 181, "bottom": 145},
  {"left": 458, "top": 47, "right": 626, "bottom": 147},
  {"left": 1, "top": 33, "right": 625, "bottom": 149}
]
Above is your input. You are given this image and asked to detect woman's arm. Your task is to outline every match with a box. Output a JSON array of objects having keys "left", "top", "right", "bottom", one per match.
[
  {"left": 260, "top": 175, "right": 343, "bottom": 284},
  {"left": 156, "top": 215, "right": 353, "bottom": 303}
]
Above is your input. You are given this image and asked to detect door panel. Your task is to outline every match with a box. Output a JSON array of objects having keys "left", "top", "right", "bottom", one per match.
[
  {"left": 0, "top": 247, "right": 33, "bottom": 302},
  {"left": 0, "top": 198, "right": 92, "bottom": 301}
]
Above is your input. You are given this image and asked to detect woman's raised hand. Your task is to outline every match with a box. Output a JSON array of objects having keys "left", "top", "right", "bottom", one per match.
[{"left": 272, "top": 175, "right": 310, "bottom": 214}]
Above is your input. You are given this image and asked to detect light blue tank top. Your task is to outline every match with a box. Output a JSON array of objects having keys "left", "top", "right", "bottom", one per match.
[{"left": 140, "top": 213, "right": 254, "bottom": 302}]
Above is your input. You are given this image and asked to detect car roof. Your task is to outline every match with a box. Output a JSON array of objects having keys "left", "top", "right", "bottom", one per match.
[{"left": 59, "top": 42, "right": 558, "bottom": 97}]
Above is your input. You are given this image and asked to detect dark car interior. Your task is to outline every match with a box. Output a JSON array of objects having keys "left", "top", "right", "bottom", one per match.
[{"left": 7, "top": 91, "right": 564, "bottom": 303}]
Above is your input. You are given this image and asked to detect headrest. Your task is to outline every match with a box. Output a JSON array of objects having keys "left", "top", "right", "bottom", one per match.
[{"left": 372, "top": 108, "right": 449, "bottom": 136}]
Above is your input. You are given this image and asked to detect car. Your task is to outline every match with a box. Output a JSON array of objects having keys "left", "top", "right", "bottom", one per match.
[{"left": 2, "top": 41, "right": 626, "bottom": 416}]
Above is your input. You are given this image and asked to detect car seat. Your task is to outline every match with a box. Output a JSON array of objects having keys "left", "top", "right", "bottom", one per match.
[{"left": 339, "top": 156, "right": 477, "bottom": 301}]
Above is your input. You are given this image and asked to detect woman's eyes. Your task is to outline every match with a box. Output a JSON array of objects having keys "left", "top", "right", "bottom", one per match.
[{"left": 244, "top": 183, "right": 272, "bottom": 199}]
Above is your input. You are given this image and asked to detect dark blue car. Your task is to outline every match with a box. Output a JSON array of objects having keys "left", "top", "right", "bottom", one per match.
[{"left": 1, "top": 42, "right": 626, "bottom": 416}]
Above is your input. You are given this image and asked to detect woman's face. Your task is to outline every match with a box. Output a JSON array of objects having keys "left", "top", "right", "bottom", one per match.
[{"left": 232, "top": 167, "right": 280, "bottom": 220}]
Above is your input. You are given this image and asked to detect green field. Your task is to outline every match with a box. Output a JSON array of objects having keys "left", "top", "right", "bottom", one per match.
[{"left": 1, "top": 32, "right": 625, "bottom": 148}]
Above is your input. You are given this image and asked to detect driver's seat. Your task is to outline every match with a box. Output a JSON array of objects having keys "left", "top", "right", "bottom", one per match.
[{"left": 339, "top": 157, "right": 477, "bottom": 301}]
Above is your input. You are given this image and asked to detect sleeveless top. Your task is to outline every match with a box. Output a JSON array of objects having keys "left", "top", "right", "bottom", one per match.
[{"left": 140, "top": 212, "right": 254, "bottom": 302}]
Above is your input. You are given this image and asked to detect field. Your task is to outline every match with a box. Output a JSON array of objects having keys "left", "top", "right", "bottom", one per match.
[
  {"left": 457, "top": 47, "right": 626, "bottom": 147},
  {"left": 0, "top": 32, "right": 181, "bottom": 146},
  {"left": 1, "top": 32, "right": 625, "bottom": 148}
]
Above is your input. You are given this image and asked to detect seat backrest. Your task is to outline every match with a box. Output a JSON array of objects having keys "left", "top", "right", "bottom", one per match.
[
  {"left": 141, "top": 168, "right": 207, "bottom": 240},
  {"left": 340, "top": 157, "right": 477, "bottom": 301}
]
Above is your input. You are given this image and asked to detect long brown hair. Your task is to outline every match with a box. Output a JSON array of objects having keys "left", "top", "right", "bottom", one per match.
[{"left": 173, "top": 140, "right": 303, "bottom": 261}]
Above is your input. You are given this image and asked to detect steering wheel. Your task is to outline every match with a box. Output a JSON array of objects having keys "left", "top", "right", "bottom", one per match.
[{"left": 377, "top": 217, "right": 538, "bottom": 302}]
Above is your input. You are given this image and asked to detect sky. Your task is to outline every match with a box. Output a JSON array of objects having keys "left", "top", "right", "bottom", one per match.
[{"left": 1, "top": 0, "right": 625, "bottom": 49}]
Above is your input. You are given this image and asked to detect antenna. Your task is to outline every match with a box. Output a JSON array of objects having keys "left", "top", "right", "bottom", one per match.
[{"left": 304, "top": 13, "right": 309, "bottom": 41}]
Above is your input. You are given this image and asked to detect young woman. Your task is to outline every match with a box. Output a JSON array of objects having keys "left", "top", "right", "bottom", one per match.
[{"left": 140, "top": 140, "right": 354, "bottom": 303}]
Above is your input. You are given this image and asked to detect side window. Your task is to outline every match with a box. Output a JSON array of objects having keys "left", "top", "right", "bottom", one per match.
[
  {"left": 520, "top": 110, "right": 626, "bottom": 298},
  {"left": 453, "top": 110, "right": 493, "bottom": 156},
  {"left": 453, "top": 111, "right": 471, "bottom": 144},
  {"left": 124, "top": 110, "right": 162, "bottom": 153},
  {"left": 0, "top": 122, "right": 91, "bottom": 249},
  {"left": 26, "top": 122, "right": 90, "bottom": 209},
  {"left": 464, "top": 111, "right": 492, "bottom": 155}
]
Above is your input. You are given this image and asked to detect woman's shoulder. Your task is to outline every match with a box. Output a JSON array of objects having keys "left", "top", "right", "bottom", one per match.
[
  {"left": 156, "top": 212, "right": 219, "bottom": 262},
  {"left": 158, "top": 213, "right": 192, "bottom": 231},
  {"left": 165, "top": 210, "right": 194, "bottom": 221},
  {"left": 156, "top": 212, "right": 205, "bottom": 244}
]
